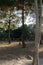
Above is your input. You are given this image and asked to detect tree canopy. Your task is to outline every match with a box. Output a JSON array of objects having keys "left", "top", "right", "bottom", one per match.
[
  {"left": 0, "top": 0, "right": 43, "bottom": 6},
  {"left": 0, "top": 0, "right": 34, "bottom": 6},
  {"left": 0, "top": 0, "right": 16, "bottom": 6}
]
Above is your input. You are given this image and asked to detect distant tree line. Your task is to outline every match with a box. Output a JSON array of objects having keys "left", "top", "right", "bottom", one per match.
[
  {"left": 0, "top": 0, "right": 34, "bottom": 6},
  {"left": 0, "top": 25, "right": 35, "bottom": 41},
  {"left": 0, "top": 25, "right": 43, "bottom": 41},
  {"left": 0, "top": 0, "right": 43, "bottom": 7}
]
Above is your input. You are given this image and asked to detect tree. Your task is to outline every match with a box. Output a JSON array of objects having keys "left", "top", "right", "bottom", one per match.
[
  {"left": 32, "top": 0, "right": 41, "bottom": 65},
  {"left": 39, "top": 0, "right": 42, "bottom": 44},
  {"left": 21, "top": 0, "right": 26, "bottom": 48}
]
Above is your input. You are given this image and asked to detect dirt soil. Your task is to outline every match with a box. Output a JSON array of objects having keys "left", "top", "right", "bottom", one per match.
[{"left": 0, "top": 42, "right": 43, "bottom": 65}]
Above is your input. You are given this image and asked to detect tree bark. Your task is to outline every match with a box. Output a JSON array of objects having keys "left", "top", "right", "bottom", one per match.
[
  {"left": 8, "top": 19, "right": 11, "bottom": 44},
  {"left": 32, "top": 0, "right": 40, "bottom": 65},
  {"left": 8, "top": 11, "right": 11, "bottom": 44},
  {"left": 39, "top": 0, "right": 42, "bottom": 44},
  {"left": 21, "top": 1, "right": 26, "bottom": 48}
]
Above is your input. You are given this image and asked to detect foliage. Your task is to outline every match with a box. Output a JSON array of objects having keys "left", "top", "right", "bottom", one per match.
[
  {"left": 0, "top": 10, "right": 21, "bottom": 30},
  {"left": 0, "top": 0, "right": 43, "bottom": 6},
  {"left": 0, "top": 0, "right": 34, "bottom": 6},
  {"left": 0, "top": 0, "right": 16, "bottom": 6},
  {"left": 0, "top": 25, "right": 35, "bottom": 41},
  {"left": 0, "top": 24, "right": 43, "bottom": 41}
]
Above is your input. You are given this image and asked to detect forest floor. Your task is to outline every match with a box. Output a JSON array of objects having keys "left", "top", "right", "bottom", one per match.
[{"left": 0, "top": 42, "right": 43, "bottom": 65}]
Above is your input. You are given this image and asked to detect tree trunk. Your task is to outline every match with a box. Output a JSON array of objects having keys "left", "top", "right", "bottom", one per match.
[
  {"left": 39, "top": 0, "right": 42, "bottom": 44},
  {"left": 8, "top": 11, "right": 11, "bottom": 44},
  {"left": 8, "top": 19, "right": 11, "bottom": 44},
  {"left": 32, "top": 0, "right": 40, "bottom": 65},
  {"left": 21, "top": 1, "right": 26, "bottom": 48}
]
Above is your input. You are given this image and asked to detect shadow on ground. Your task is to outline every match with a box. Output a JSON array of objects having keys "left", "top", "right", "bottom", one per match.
[{"left": 0, "top": 42, "right": 34, "bottom": 60}]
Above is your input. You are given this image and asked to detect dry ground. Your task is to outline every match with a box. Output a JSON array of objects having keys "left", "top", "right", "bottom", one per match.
[{"left": 0, "top": 42, "right": 43, "bottom": 65}]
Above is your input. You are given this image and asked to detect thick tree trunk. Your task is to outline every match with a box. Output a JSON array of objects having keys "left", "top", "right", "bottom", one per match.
[
  {"left": 32, "top": 0, "right": 41, "bottom": 65},
  {"left": 39, "top": 0, "right": 42, "bottom": 44}
]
